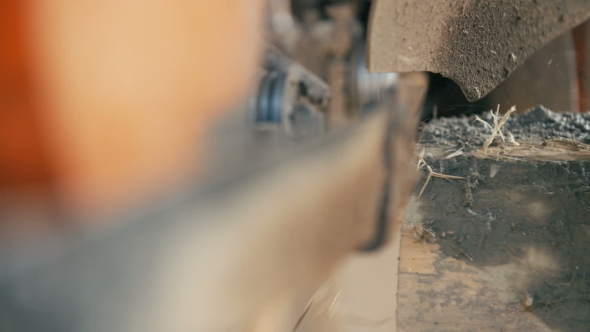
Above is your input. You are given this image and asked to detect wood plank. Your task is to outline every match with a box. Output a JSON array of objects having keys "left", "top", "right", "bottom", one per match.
[
  {"left": 398, "top": 107, "right": 590, "bottom": 332},
  {"left": 397, "top": 221, "right": 555, "bottom": 332}
]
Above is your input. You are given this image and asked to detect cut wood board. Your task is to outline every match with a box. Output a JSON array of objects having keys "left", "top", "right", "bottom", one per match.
[
  {"left": 398, "top": 199, "right": 556, "bottom": 332},
  {"left": 397, "top": 107, "right": 590, "bottom": 332}
]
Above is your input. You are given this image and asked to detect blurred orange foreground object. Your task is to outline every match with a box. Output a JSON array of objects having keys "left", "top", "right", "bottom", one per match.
[
  {"left": 0, "top": 1, "right": 51, "bottom": 189},
  {"left": 0, "top": 0, "right": 265, "bottom": 221}
]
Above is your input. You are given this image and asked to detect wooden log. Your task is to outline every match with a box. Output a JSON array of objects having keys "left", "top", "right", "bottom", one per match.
[{"left": 399, "top": 106, "right": 590, "bottom": 331}]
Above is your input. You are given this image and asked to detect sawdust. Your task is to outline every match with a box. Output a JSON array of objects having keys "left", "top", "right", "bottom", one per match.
[
  {"left": 474, "top": 105, "right": 518, "bottom": 151},
  {"left": 470, "top": 106, "right": 590, "bottom": 161},
  {"left": 478, "top": 247, "right": 560, "bottom": 305},
  {"left": 474, "top": 139, "right": 590, "bottom": 162}
]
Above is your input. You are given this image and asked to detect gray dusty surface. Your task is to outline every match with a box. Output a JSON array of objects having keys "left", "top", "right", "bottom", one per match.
[{"left": 414, "top": 107, "right": 590, "bottom": 331}]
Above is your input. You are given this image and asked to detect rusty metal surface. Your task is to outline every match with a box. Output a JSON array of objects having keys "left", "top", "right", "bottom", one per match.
[{"left": 367, "top": 0, "right": 590, "bottom": 101}]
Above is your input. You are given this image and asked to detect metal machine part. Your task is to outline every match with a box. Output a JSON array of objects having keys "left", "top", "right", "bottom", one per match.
[
  {"left": 367, "top": 0, "right": 590, "bottom": 101},
  {"left": 251, "top": 40, "right": 399, "bottom": 132},
  {"left": 250, "top": 0, "right": 402, "bottom": 137},
  {"left": 349, "top": 39, "right": 398, "bottom": 113},
  {"left": 245, "top": 2, "right": 407, "bottom": 252},
  {"left": 249, "top": 48, "right": 329, "bottom": 137},
  {"left": 252, "top": 70, "right": 289, "bottom": 124}
]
